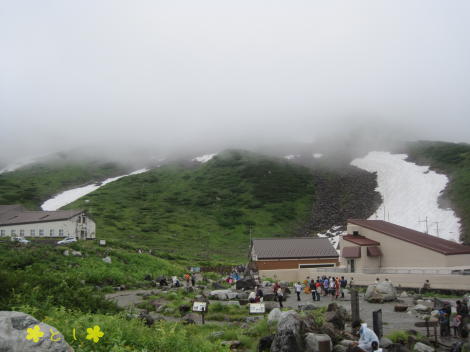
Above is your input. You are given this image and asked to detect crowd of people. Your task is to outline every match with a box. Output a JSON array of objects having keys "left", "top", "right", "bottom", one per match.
[{"left": 439, "top": 298, "right": 469, "bottom": 338}]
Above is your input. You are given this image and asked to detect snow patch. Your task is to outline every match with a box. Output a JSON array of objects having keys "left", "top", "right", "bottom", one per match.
[
  {"left": 0, "top": 156, "right": 42, "bottom": 174},
  {"left": 41, "top": 168, "right": 148, "bottom": 211},
  {"left": 351, "top": 151, "right": 461, "bottom": 242},
  {"left": 317, "top": 226, "right": 344, "bottom": 252},
  {"left": 284, "top": 154, "right": 300, "bottom": 160},
  {"left": 192, "top": 153, "right": 216, "bottom": 163}
]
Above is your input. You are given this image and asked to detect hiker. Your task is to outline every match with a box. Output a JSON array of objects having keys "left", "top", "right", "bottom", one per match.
[
  {"left": 248, "top": 290, "right": 256, "bottom": 303},
  {"left": 294, "top": 281, "right": 302, "bottom": 301},
  {"left": 256, "top": 286, "right": 264, "bottom": 302},
  {"left": 340, "top": 276, "right": 348, "bottom": 299},
  {"left": 374, "top": 278, "right": 380, "bottom": 284},
  {"left": 159, "top": 277, "right": 168, "bottom": 287},
  {"left": 349, "top": 277, "right": 354, "bottom": 289},
  {"left": 191, "top": 273, "right": 196, "bottom": 286},
  {"left": 451, "top": 314, "right": 462, "bottom": 337},
  {"left": 323, "top": 277, "right": 329, "bottom": 296},
  {"left": 310, "top": 279, "right": 318, "bottom": 301},
  {"left": 457, "top": 300, "right": 469, "bottom": 320},
  {"left": 273, "top": 282, "right": 280, "bottom": 301},
  {"left": 421, "top": 280, "right": 431, "bottom": 294},
  {"left": 184, "top": 273, "right": 191, "bottom": 286},
  {"left": 277, "top": 286, "right": 284, "bottom": 308},
  {"left": 351, "top": 321, "right": 379, "bottom": 352},
  {"left": 335, "top": 277, "right": 341, "bottom": 299},
  {"left": 329, "top": 277, "right": 336, "bottom": 299},
  {"left": 171, "top": 276, "right": 180, "bottom": 287}
]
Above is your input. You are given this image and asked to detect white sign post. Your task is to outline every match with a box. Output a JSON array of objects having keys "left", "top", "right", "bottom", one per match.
[
  {"left": 249, "top": 303, "right": 265, "bottom": 314},
  {"left": 192, "top": 301, "right": 207, "bottom": 324}
]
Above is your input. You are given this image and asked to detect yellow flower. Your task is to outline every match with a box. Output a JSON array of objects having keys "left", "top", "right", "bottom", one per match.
[
  {"left": 86, "top": 325, "right": 104, "bottom": 343},
  {"left": 26, "top": 325, "right": 44, "bottom": 343}
]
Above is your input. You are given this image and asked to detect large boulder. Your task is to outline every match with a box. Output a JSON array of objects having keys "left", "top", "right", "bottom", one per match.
[
  {"left": 208, "top": 289, "right": 238, "bottom": 300},
  {"left": 258, "top": 335, "right": 274, "bottom": 351},
  {"left": 268, "top": 308, "right": 282, "bottom": 325},
  {"left": 264, "top": 301, "right": 279, "bottom": 313},
  {"left": 365, "top": 282, "right": 397, "bottom": 302},
  {"left": 325, "top": 303, "right": 349, "bottom": 330},
  {"left": 413, "top": 342, "right": 434, "bottom": 352},
  {"left": 236, "top": 277, "right": 256, "bottom": 290},
  {"left": 0, "top": 311, "right": 74, "bottom": 352},
  {"left": 305, "top": 333, "right": 332, "bottom": 352},
  {"left": 271, "top": 311, "right": 305, "bottom": 352}
]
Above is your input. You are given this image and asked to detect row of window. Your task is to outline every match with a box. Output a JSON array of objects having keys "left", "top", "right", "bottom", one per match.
[{"left": 0, "top": 229, "right": 65, "bottom": 237}]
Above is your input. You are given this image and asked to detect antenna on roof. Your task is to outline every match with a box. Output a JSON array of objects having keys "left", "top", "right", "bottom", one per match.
[{"left": 418, "top": 216, "right": 429, "bottom": 234}]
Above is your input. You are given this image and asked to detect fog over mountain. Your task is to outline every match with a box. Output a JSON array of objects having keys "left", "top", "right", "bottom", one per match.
[{"left": 1, "top": 1, "right": 470, "bottom": 164}]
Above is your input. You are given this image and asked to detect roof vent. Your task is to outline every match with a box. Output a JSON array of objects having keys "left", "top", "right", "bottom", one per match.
[{"left": 353, "top": 231, "right": 359, "bottom": 236}]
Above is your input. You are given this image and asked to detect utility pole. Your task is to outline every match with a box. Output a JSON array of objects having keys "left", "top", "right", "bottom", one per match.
[
  {"left": 432, "top": 221, "right": 440, "bottom": 237},
  {"left": 419, "top": 217, "right": 429, "bottom": 234}
]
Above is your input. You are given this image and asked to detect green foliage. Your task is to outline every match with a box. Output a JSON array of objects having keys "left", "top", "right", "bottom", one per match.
[
  {"left": 0, "top": 159, "right": 129, "bottom": 209},
  {"left": 407, "top": 141, "right": 470, "bottom": 243},
  {"left": 387, "top": 330, "right": 426, "bottom": 344},
  {"left": 0, "top": 241, "right": 183, "bottom": 316},
  {"left": 65, "top": 150, "right": 315, "bottom": 262}
]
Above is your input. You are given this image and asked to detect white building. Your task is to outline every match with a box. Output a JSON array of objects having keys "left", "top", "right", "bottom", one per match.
[{"left": 0, "top": 204, "right": 96, "bottom": 240}]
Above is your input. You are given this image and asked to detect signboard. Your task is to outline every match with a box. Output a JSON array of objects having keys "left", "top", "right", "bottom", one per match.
[
  {"left": 249, "top": 303, "right": 265, "bottom": 314},
  {"left": 99, "top": 240, "right": 106, "bottom": 246},
  {"left": 190, "top": 266, "right": 201, "bottom": 273},
  {"left": 192, "top": 302, "right": 207, "bottom": 312}
]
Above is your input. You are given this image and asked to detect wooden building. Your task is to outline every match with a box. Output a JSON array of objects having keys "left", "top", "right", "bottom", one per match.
[{"left": 251, "top": 237, "right": 339, "bottom": 271}]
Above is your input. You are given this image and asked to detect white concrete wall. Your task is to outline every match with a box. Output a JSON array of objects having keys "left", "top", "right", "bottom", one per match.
[
  {"left": 259, "top": 268, "right": 470, "bottom": 291},
  {"left": 0, "top": 214, "right": 96, "bottom": 239}
]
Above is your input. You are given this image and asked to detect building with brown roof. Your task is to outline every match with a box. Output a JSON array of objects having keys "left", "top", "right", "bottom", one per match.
[
  {"left": 340, "top": 219, "right": 470, "bottom": 273},
  {"left": 0, "top": 204, "right": 95, "bottom": 240},
  {"left": 251, "top": 237, "right": 339, "bottom": 271}
]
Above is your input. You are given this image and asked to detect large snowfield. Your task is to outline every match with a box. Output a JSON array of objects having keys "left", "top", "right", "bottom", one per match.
[
  {"left": 351, "top": 151, "right": 462, "bottom": 242},
  {"left": 41, "top": 169, "right": 148, "bottom": 211}
]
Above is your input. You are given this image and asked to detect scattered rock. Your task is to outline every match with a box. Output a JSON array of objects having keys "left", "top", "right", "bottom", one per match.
[
  {"left": 388, "top": 344, "right": 412, "bottom": 352},
  {"left": 262, "top": 281, "right": 272, "bottom": 287},
  {"left": 221, "top": 340, "right": 241, "bottom": 349},
  {"left": 258, "top": 335, "right": 274, "bottom": 351},
  {"left": 182, "top": 313, "right": 197, "bottom": 325},
  {"left": 138, "top": 312, "right": 154, "bottom": 326},
  {"left": 0, "top": 311, "right": 74, "bottom": 352},
  {"left": 339, "top": 340, "right": 355, "bottom": 347},
  {"left": 380, "top": 337, "right": 393, "bottom": 348},
  {"left": 325, "top": 303, "right": 349, "bottom": 330},
  {"left": 298, "top": 303, "right": 317, "bottom": 312},
  {"left": 333, "top": 344, "right": 347, "bottom": 352},
  {"left": 271, "top": 311, "right": 305, "bottom": 352},
  {"left": 413, "top": 342, "right": 434, "bottom": 352},
  {"left": 210, "top": 331, "right": 225, "bottom": 339},
  {"left": 219, "top": 301, "right": 241, "bottom": 307},
  {"left": 211, "top": 282, "right": 226, "bottom": 290},
  {"left": 305, "top": 333, "right": 333, "bottom": 352},
  {"left": 411, "top": 304, "right": 431, "bottom": 313},
  {"left": 400, "top": 291, "right": 408, "bottom": 298},
  {"left": 245, "top": 316, "right": 262, "bottom": 323},
  {"left": 179, "top": 304, "right": 191, "bottom": 315},
  {"left": 395, "top": 305, "right": 409, "bottom": 312},
  {"left": 63, "top": 250, "right": 69, "bottom": 256},
  {"left": 209, "top": 289, "right": 236, "bottom": 300},
  {"left": 268, "top": 308, "right": 282, "bottom": 324},
  {"left": 365, "top": 282, "right": 397, "bottom": 302},
  {"left": 263, "top": 293, "right": 275, "bottom": 301},
  {"left": 235, "top": 277, "right": 256, "bottom": 290},
  {"left": 263, "top": 301, "right": 279, "bottom": 313},
  {"left": 71, "top": 250, "right": 82, "bottom": 257},
  {"left": 102, "top": 256, "right": 112, "bottom": 264}
]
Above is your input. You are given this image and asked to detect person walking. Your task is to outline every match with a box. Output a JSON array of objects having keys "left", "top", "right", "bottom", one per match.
[
  {"left": 310, "top": 279, "right": 317, "bottom": 302},
  {"left": 273, "top": 281, "right": 280, "bottom": 302},
  {"left": 340, "top": 276, "right": 347, "bottom": 299},
  {"left": 277, "top": 287, "right": 284, "bottom": 308},
  {"left": 191, "top": 273, "right": 196, "bottom": 287},
  {"left": 294, "top": 282, "right": 302, "bottom": 301}
]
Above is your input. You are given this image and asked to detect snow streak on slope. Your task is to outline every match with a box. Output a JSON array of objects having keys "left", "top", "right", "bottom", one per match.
[
  {"left": 41, "top": 169, "right": 148, "bottom": 211},
  {"left": 192, "top": 154, "right": 216, "bottom": 163},
  {"left": 351, "top": 151, "right": 461, "bottom": 242}
]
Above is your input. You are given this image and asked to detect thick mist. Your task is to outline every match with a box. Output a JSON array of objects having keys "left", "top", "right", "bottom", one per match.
[{"left": 1, "top": 1, "right": 470, "bottom": 165}]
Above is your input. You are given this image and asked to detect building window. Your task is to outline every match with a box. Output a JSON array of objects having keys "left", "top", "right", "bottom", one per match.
[
  {"left": 0, "top": 230, "right": 5, "bottom": 237},
  {"left": 20, "top": 229, "right": 25, "bottom": 236},
  {"left": 11, "top": 230, "right": 16, "bottom": 236},
  {"left": 50, "top": 229, "right": 55, "bottom": 237},
  {"left": 31, "top": 229, "right": 35, "bottom": 237},
  {"left": 298, "top": 263, "right": 336, "bottom": 269},
  {"left": 39, "top": 229, "right": 44, "bottom": 236},
  {"left": 59, "top": 229, "right": 64, "bottom": 236}
]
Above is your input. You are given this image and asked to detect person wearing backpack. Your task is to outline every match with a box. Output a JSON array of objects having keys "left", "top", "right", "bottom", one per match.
[
  {"left": 277, "top": 287, "right": 284, "bottom": 308},
  {"left": 340, "top": 276, "right": 348, "bottom": 299}
]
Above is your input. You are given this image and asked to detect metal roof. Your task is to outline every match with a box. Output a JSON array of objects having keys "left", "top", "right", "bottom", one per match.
[
  {"left": 342, "top": 246, "right": 361, "bottom": 258},
  {"left": 343, "top": 234, "right": 380, "bottom": 246},
  {"left": 0, "top": 204, "right": 83, "bottom": 226},
  {"left": 252, "top": 237, "right": 338, "bottom": 259},
  {"left": 349, "top": 219, "right": 470, "bottom": 256}
]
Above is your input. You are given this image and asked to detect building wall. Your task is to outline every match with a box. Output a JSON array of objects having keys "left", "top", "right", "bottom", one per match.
[
  {"left": 0, "top": 214, "right": 96, "bottom": 239},
  {"left": 259, "top": 268, "right": 470, "bottom": 290},
  {"left": 340, "top": 239, "right": 381, "bottom": 272},
  {"left": 254, "top": 258, "right": 339, "bottom": 270},
  {"left": 346, "top": 224, "right": 449, "bottom": 267}
]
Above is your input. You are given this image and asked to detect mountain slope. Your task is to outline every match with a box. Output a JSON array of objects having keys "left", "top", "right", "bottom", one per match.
[
  {"left": 0, "top": 159, "right": 130, "bottom": 209},
  {"left": 406, "top": 141, "right": 470, "bottom": 243},
  {"left": 65, "top": 150, "right": 316, "bottom": 262}
]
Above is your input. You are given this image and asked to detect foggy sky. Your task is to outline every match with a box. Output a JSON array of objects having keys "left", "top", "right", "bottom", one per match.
[{"left": 1, "top": 1, "right": 470, "bottom": 163}]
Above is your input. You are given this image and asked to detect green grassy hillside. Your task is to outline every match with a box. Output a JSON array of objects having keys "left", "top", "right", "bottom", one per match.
[
  {"left": 0, "top": 160, "right": 130, "bottom": 209},
  {"left": 406, "top": 141, "right": 470, "bottom": 243},
  {"left": 66, "top": 150, "right": 316, "bottom": 263}
]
